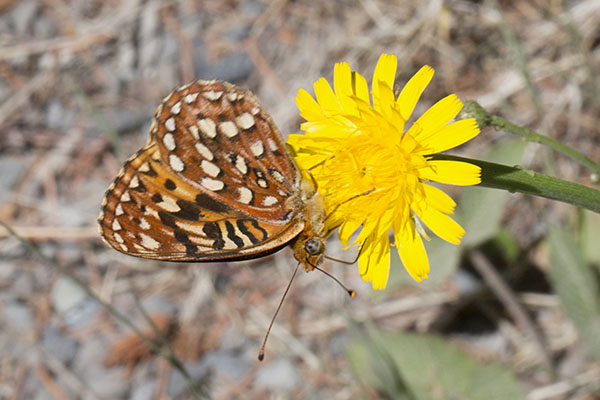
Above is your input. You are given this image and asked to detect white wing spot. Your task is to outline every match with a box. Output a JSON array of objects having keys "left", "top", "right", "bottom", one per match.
[
  {"left": 169, "top": 154, "right": 185, "bottom": 172},
  {"left": 235, "top": 112, "right": 255, "bottom": 130},
  {"left": 267, "top": 138, "right": 278, "bottom": 151},
  {"left": 112, "top": 219, "right": 122, "bottom": 231},
  {"left": 257, "top": 178, "right": 268, "bottom": 188},
  {"left": 119, "top": 243, "right": 128, "bottom": 252},
  {"left": 163, "top": 133, "right": 176, "bottom": 151},
  {"left": 238, "top": 187, "right": 253, "bottom": 204},
  {"left": 139, "top": 162, "right": 150, "bottom": 172},
  {"left": 201, "top": 177, "right": 224, "bottom": 191},
  {"left": 157, "top": 195, "right": 181, "bottom": 212},
  {"left": 202, "top": 90, "right": 223, "bottom": 101},
  {"left": 140, "top": 233, "right": 161, "bottom": 250},
  {"left": 129, "top": 176, "right": 140, "bottom": 188},
  {"left": 144, "top": 207, "right": 159, "bottom": 219},
  {"left": 270, "top": 169, "right": 285, "bottom": 184},
  {"left": 251, "top": 106, "right": 260, "bottom": 115},
  {"left": 263, "top": 196, "right": 278, "bottom": 206},
  {"left": 218, "top": 120, "right": 239, "bottom": 138},
  {"left": 185, "top": 93, "right": 199, "bottom": 103},
  {"left": 121, "top": 191, "right": 131, "bottom": 202},
  {"left": 113, "top": 232, "right": 125, "bottom": 244},
  {"left": 139, "top": 218, "right": 151, "bottom": 230},
  {"left": 198, "top": 118, "right": 217, "bottom": 138},
  {"left": 235, "top": 155, "right": 248, "bottom": 175},
  {"left": 189, "top": 125, "right": 199, "bottom": 139},
  {"left": 165, "top": 117, "right": 176, "bottom": 132},
  {"left": 115, "top": 204, "right": 124, "bottom": 216},
  {"left": 250, "top": 141, "right": 264, "bottom": 157},
  {"left": 195, "top": 142, "right": 214, "bottom": 160},
  {"left": 201, "top": 160, "right": 221, "bottom": 178},
  {"left": 175, "top": 220, "right": 205, "bottom": 235},
  {"left": 170, "top": 101, "right": 181, "bottom": 115},
  {"left": 226, "top": 92, "right": 239, "bottom": 102}
]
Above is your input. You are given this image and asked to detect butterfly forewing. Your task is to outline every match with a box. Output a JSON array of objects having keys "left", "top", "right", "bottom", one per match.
[{"left": 98, "top": 81, "right": 306, "bottom": 261}]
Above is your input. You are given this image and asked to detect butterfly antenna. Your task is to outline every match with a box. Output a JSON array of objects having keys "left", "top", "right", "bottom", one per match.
[
  {"left": 307, "top": 259, "right": 356, "bottom": 298},
  {"left": 258, "top": 262, "right": 300, "bottom": 362},
  {"left": 324, "top": 241, "right": 366, "bottom": 265}
]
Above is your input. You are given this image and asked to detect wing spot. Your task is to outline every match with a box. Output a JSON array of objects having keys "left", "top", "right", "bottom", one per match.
[
  {"left": 218, "top": 120, "right": 239, "bottom": 138},
  {"left": 163, "top": 133, "right": 176, "bottom": 151},
  {"left": 194, "top": 142, "right": 214, "bottom": 160},
  {"left": 257, "top": 178, "right": 268, "bottom": 188},
  {"left": 157, "top": 195, "right": 182, "bottom": 212},
  {"left": 233, "top": 154, "right": 248, "bottom": 175},
  {"left": 198, "top": 118, "right": 217, "bottom": 138},
  {"left": 114, "top": 232, "right": 125, "bottom": 243},
  {"left": 185, "top": 93, "right": 199, "bottom": 103},
  {"left": 201, "top": 160, "right": 221, "bottom": 178},
  {"left": 262, "top": 196, "right": 278, "bottom": 206},
  {"left": 129, "top": 176, "right": 140, "bottom": 188},
  {"left": 189, "top": 125, "right": 199, "bottom": 139},
  {"left": 250, "top": 141, "right": 264, "bottom": 158},
  {"left": 226, "top": 92, "right": 240, "bottom": 102},
  {"left": 202, "top": 90, "right": 223, "bottom": 101},
  {"left": 269, "top": 169, "right": 286, "bottom": 184},
  {"left": 121, "top": 191, "right": 131, "bottom": 202},
  {"left": 115, "top": 204, "right": 124, "bottom": 216},
  {"left": 267, "top": 138, "right": 278, "bottom": 151},
  {"left": 119, "top": 243, "right": 128, "bottom": 252},
  {"left": 165, "top": 117, "right": 176, "bottom": 132},
  {"left": 169, "top": 154, "right": 185, "bottom": 172},
  {"left": 164, "top": 179, "right": 177, "bottom": 190},
  {"left": 235, "top": 112, "right": 255, "bottom": 130},
  {"left": 201, "top": 177, "right": 224, "bottom": 191},
  {"left": 170, "top": 101, "right": 181, "bottom": 115},
  {"left": 139, "top": 233, "right": 161, "bottom": 250},
  {"left": 112, "top": 219, "right": 122, "bottom": 231},
  {"left": 139, "top": 218, "right": 151, "bottom": 230},
  {"left": 238, "top": 187, "right": 253, "bottom": 205}
]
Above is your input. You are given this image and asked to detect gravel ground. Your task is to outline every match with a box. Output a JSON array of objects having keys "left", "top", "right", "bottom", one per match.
[{"left": 1, "top": 1, "right": 599, "bottom": 399}]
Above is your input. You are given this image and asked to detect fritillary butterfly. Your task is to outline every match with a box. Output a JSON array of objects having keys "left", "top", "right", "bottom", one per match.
[{"left": 98, "top": 81, "right": 327, "bottom": 270}]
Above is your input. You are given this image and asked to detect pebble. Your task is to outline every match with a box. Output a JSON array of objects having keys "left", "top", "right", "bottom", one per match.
[{"left": 254, "top": 358, "right": 300, "bottom": 391}]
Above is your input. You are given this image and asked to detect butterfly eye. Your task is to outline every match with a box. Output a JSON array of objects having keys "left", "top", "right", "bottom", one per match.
[{"left": 304, "top": 238, "right": 323, "bottom": 256}]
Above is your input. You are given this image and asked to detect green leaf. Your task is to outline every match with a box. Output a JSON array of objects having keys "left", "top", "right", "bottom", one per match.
[
  {"left": 347, "top": 330, "right": 526, "bottom": 400},
  {"left": 458, "top": 139, "right": 527, "bottom": 247},
  {"left": 548, "top": 227, "right": 600, "bottom": 361},
  {"left": 581, "top": 210, "right": 600, "bottom": 267}
]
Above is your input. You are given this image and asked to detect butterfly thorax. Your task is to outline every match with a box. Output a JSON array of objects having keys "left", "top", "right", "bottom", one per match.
[{"left": 290, "top": 180, "right": 326, "bottom": 272}]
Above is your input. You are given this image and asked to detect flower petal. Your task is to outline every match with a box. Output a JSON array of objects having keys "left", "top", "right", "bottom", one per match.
[
  {"left": 407, "top": 94, "right": 463, "bottom": 143},
  {"left": 421, "top": 184, "right": 457, "bottom": 214},
  {"left": 417, "top": 119, "right": 480, "bottom": 154},
  {"left": 417, "top": 207, "right": 465, "bottom": 245},
  {"left": 394, "top": 223, "right": 429, "bottom": 282},
  {"left": 420, "top": 160, "right": 481, "bottom": 185},
  {"left": 314, "top": 77, "right": 340, "bottom": 115},
  {"left": 358, "top": 235, "right": 391, "bottom": 290},
  {"left": 372, "top": 53, "right": 397, "bottom": 112},
  {"left": 296, "top": 88, "right": 323, "bottom": 121},
  {"left": 334, "top": 62, "right": 357, "bottom": 114},
  {"left": 396, "top": 65, "right": 434, "bottom": 121}
]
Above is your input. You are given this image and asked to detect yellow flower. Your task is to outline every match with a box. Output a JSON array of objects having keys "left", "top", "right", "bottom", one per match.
[{"left": 288, "top": 53, "right": 481, "bottom": 289}]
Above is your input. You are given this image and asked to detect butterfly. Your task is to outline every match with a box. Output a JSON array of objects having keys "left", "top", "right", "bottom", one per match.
[{"left": 98, "top": 80, "right": 328, "bottom": 271}]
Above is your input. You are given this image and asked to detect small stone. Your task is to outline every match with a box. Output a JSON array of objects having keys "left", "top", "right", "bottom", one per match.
[
  {"left": 51, "top": 277, "right": 87, "bottom": 314},
  {"left": 254, "top": 359, "right": 299, "bottom": 391}
]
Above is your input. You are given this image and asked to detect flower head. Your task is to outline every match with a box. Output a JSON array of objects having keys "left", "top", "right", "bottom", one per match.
[{"left": 288, "top": 53, "right": 481, "bottom": 289}]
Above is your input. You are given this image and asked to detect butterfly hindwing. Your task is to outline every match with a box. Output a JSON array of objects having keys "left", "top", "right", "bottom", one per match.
[{"left": 151, "top": 80, "right": 300, "bottom": 223}]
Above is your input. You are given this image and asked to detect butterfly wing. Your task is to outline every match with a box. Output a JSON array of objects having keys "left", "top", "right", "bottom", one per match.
[{"left": 98, "top": 81, "right": 306, "bottom": 261}]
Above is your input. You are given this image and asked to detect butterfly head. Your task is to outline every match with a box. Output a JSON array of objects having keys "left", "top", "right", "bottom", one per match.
[{"left": 291, "top": 187, "right": 327, "bottom": 272}]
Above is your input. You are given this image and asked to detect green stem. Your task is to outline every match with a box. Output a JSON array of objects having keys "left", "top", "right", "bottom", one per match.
[
  {"left": 458, "top": 101, "right": 600, "bottom": 178},
  {"left": 431, "top": 155, "right": 600, "bottom": 214}
]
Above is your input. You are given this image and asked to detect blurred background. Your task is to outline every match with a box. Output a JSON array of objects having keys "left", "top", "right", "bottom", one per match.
[{"left": 1, "top": 0, "right": 599, "bottom": 399}]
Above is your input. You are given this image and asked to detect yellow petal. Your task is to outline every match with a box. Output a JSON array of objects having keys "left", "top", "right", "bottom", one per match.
[
  {"left": 372, "top": 54, "right": 397, "bottom": 112},
  {"left": 417, "top": 207, "right": 465, "bottom": 245},
  {"left": 421, "top": 184, "right": 457, "bottom": 214},
  {"left": 417, "top": 119, "right": 480, "bottom": 154},
  {"left": 313, "top": 77, "right": 340, "bottom": 115},
  {"left": 358, "top": 235, "right": 390, "bottom": 290},
  {"left": 407, "top": 95, "right": 463, "bottom": 142},
  {"left": 333, "top": 62, "right": 357, "bottom": 114},
  {"left": 296, "top": 88, "right": 323, "bottom": 121},
  {"left": 351, "top": 71, "right": 370, "bottom": 105},
  {"left": 420, "top": 160, "right": 481, "bottom": 185},
  {"left": 338, "top": 218, "right": 363, "bottom": 245},
  {"left": 396, "top": 65, "right": 434, "bottom": 121},
  {"left": 394, "top": 223, "right": 429, "bottom": 282}
]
